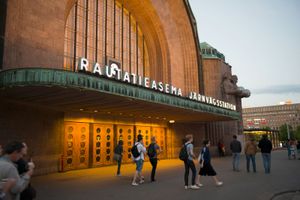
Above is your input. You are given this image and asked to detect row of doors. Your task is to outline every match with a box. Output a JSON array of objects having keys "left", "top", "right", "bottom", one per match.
[{"left": 63, "top": 122, "right": 166, "bottom": 171}]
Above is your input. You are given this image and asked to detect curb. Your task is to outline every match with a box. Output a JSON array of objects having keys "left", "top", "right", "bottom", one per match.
[{"left": 270, "top": 189, "right": 300, "bottom": 200}]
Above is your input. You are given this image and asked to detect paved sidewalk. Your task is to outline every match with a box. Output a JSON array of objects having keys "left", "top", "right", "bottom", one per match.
[{"left": 32, "top": 150, "right": 300, "bottom": 200}]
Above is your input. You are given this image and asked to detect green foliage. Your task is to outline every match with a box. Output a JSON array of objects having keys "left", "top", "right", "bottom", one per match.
[
  {"left": 279, "top": 124, "right": 294, "bottom": 141},
  {"left": 295, "top": 126, "right": 300, "bottom": 140},
  {"left": 262, "top": 126, "right": 271, "bottom": 130}
]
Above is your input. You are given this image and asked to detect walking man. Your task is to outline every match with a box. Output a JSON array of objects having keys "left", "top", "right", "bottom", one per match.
[
  {"left": 230, "top": 135, "right": 242, "bottom": 171},
  {"left": 0, "top": 141, "right": 35, "bottom": 200},
  {"left": 183, "top": 134, "right": 200, "bottom": 189},
  {"left": 258, "top": 134, "right": 273, "bottom": 174}
]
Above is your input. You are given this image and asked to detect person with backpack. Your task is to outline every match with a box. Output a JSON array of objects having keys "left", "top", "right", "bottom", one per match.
[
  {"left": 131, "top": 134, "right": 146, "bottom": 186},
  {"left": 181, "top": 134, "right": 200, "bottom": 190},
  {"left": 147, "top": 136, "right": 161, "bottom": 182}
]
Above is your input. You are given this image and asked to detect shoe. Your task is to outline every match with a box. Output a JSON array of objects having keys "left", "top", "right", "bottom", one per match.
[
  {"left": 139, "top": 179, "right": 145, "bottom": 184},
  {"left": 116, "top": 174, "right": 121, "bottom": 176},
  {"left": 151, "top": 179, "right": 156, "bottom": 182},
  {"left": 216, "top": 181, "right": 223, "bottom": 186},
  {"left": 190, "top": 185, "right": 200, "bottom": 190},
  {"left": 132, "top": 182, "right": 139, "bottom": 186},
  {"left": 184, "top": 185, "right": 189, "bottom": 189},
  {"left": 196, "top": 183, "right": 203, "bottom": 187}
]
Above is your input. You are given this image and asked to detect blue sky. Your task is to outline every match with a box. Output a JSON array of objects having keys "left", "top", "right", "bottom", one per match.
[{"left": 189, "top": 0, "right": 300, "bottom": 107}]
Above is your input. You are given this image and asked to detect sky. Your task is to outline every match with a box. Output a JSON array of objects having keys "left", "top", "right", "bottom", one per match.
[{"left": 188, "top": 0, "right": 300, "bottom": 108}]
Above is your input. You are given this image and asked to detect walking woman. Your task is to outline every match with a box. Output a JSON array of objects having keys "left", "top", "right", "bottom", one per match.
[
  {"left": 197, "top": 140, "right": 223, "bottom": 187},
  {"left": 113, "top": 140, "right": 123, "bottom": 176}
]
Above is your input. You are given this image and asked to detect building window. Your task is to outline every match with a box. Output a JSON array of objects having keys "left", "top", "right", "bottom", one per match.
[{"left": 64, "top": 0, "right": 149, "bottom": 77}]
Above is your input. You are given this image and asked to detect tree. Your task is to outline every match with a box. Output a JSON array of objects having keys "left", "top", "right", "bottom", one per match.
[
  {"left": 262, "top": 126, "right": 271, "bottom": 130},
  {"left": 295, "top": 125, "right": 300, "bottom": 140},
  {"left": 279, "top": 124, "right": 294, "bottom": 141}
]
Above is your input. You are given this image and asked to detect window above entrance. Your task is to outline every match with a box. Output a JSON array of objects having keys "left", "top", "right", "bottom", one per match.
[{"left": 64, "top": 0, "right": 150, "bottom": 78}]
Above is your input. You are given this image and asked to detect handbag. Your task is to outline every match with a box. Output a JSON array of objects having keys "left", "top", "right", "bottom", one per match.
[{"left": 113, "top": 153, "right": 121, "bottom": 161}]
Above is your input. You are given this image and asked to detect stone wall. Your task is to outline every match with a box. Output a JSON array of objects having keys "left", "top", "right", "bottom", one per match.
[
  {"left": 4, "top": 0, "right": 200, "bottom": 96},
  {"left": 170, "top": 123, "right": 206, "bottom": 158},
  {"left": 202, "top": 57, "right": 242, "bottom": 150},
  {"left": 3, "top": 0, "right": 66, "bottom": 69},
  {"left": 0, "top": 100, "right": 64, "bottom": 175}
]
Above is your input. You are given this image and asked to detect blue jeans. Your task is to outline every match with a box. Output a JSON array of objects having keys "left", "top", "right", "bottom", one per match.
[
  {"left": 135, "top": 159, "right": 144, "bottom": 172},
  {"left": 262, "top": 153, "right": 271, "bottom": 173},
  {"left": 232, "top": 153, "right": 240, "bottom": 171},
  {"left": 246, "top": 154, "right": 256, "bottom": 172}
]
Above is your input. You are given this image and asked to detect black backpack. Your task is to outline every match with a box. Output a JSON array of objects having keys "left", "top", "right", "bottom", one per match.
[
  {"left": 147, "top": 143, "right": 156, "bottom": 158},
  {"left": 179, "top": 144, "right": 189, "bottom": 161},
  {"left": 131, "top": 143, "right": 141, "bottom": 158}
]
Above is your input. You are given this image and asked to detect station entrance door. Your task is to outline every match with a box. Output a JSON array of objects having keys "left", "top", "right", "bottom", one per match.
[
  {"left": 63, "top": 122, "right": 90, "bottom": 171},
  {"left": 152, "top": 127, "right": 166, "bottom": 159},
  {"left": 116, "top": 125, "right": 134, "bottom": 163},
  {"left": 92, "top": 124, "right": 114, "bottom": 166}
]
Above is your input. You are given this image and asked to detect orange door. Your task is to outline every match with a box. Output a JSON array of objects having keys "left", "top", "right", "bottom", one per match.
[
  {"left": 116, "top": 125, "right": 134, "bottom": 163},
  {"left": 152, "top": 127, "right": 166, "bottom": 159},
  {"left": 93, "top": 124, "right": 114, "bottom": 166},
  {"left": 136, "top": 126, "right": 151, "bottom": 147},
  {"left": 64, "top": 122, "right": 89, "bottom": 171}
]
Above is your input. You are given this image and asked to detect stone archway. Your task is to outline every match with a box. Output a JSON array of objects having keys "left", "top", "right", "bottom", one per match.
[
  {"left": 63, "top": 0, "right": 200, "bottom": 94},
  {"left": 63, "top": 0, "right": 171, "bottom": 83}
]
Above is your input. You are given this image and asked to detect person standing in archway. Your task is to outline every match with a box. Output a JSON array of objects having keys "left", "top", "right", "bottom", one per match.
[{"left": 147, "top": 136, "right": 162, "bottom": 182}]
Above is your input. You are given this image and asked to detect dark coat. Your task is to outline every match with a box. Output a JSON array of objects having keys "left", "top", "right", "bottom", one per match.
[
  {"left": 230, "top": 140, "right": 242, "bottom": 153},
  {"left": 258, "top": 138, "right": 272, "bottom": 153}
]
